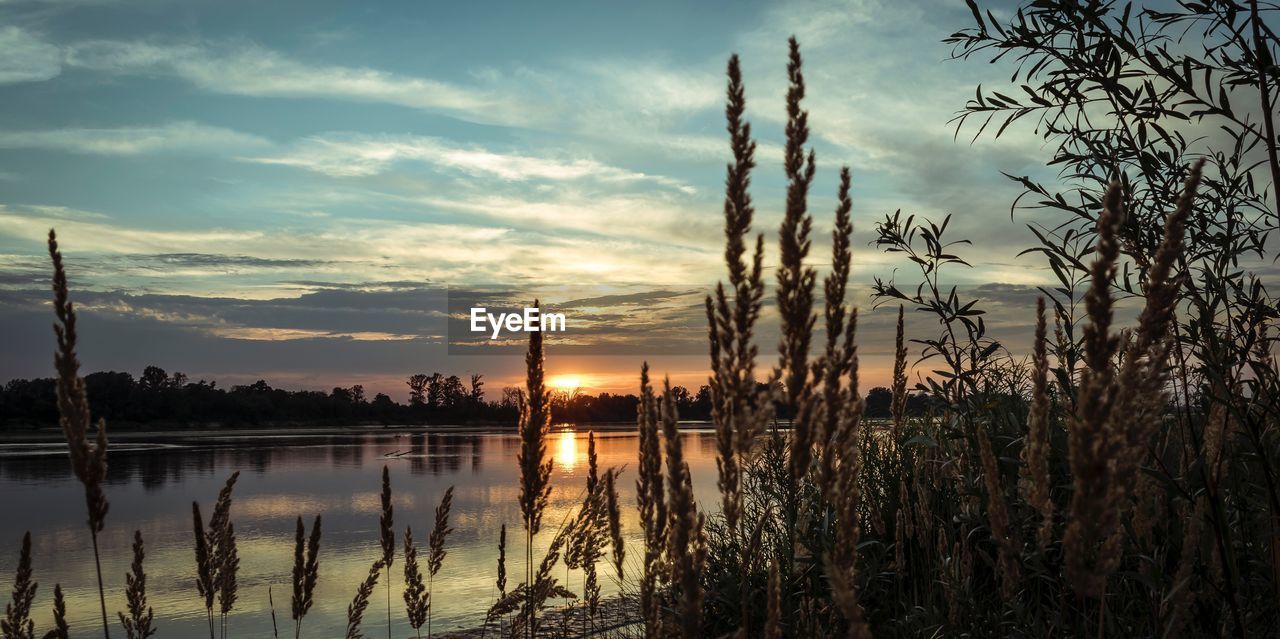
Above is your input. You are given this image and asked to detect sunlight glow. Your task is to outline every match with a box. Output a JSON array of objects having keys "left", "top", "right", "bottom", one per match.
[
  {"left": 555, "top": 430, "right": 578, "bottom": 470},
  {"left": 550, "top": 375, "right": 582, "bottom": 393}
]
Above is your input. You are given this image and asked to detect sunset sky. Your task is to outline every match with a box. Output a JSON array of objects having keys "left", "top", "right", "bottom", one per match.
[{"left": 0, "top": 0, "right": 1057, "bottom": 399}]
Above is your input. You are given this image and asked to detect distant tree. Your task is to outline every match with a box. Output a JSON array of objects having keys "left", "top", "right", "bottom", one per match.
[
  {"left": 864, "top": 387, "right": 892, "bottom": 419},
  {"left": 468, "top": 374, "right": 484, "bottom": 403},
  {"left": 349, "top": 384, "right": 365, "bottom": 404},
  {"left": 442, "top": 375, "right": 466, "bottom": 410},
  {"left": 139, "top": 365, "right": 168, "bottom": 393},
  {"left": 407, "top": 374, "right": 429, "bottom": 407},
  {"left": 500, "top": 386, "right": 522, "bottom": 409},
  {"left": 425, "top": 373, "right": 445, "bottom": 409}
]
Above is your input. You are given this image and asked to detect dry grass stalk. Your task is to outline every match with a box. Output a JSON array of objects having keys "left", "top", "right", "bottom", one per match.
[
  {"left": 1063, "top": 182, "right": 1127, "bottom": 599},
  {"left": 817, "top": 167, "right": 859, "bottom": 492},
  {"left": 977, "top": 429, "right": 1019, "bottom": 598},
  {"left": 488, "top": 511, "right": 581, "bottom": 639},
  {"left": 426, "top": 485, "right": 455, "bottom": 638},
  {"left": 218, "top": 521, "right": 239, "bottom": 637},
  {"left": 402, "top": 527, "right": 427, "bottom": 638},
  {"left": 379, "top": 466, "right": 394, "bottom": 639},
  {"left": 777, "top": 35, "right": 819, "bottom": 482},
  {"left": 1020, "top": 297, "right": 1053, "bottom": 551},
  {"left": 1064, "top": 161, "right": 1204, "bottom": 599},
  {"left": 3, "top": 533, "right": 36, "bottom": 639},
  {"left": 586, "top": 432, "right": 599, "bottom": 495},
  {"left": 567, "top": 437, "right": 608, "bottom": 632},
  {"left": 765, "top": 557, "right": 781, "bottom": 639},
  {"left": 496, "top": 524, "right": 507, "bottom": 597},
  {"left": 46, "top": 584, "right": 68, "bottom": 639},
  {"left": 192, "top": 472, "right": 240, "bottom": 639},
  {"left": 824, "top": 394, "right": 871, "bottom": 639},
  {"left": 192, "top": 504, "right": 215, "bottom": 636},
  {"left": 820, "top": 166, "right": 855, "bottom": 422},
  {"left": 118, "top": 531, "right": 156, "bottom": 639},
  {"left": 46, "top": 230, "right": 111, "bottom": 639},
  {"left": 635, "top": 363, "right": 665, "bottom": 637},
  {"left": 268, "top": 587, "right": 278, "bottom": 639},
  {"left": 661, "top": 377, "right": 706, "bottom": 639},
  {"left": 516, "top": 307, "right": 551, "bottom": 639},
  {"left": 604, "top": 470, "right": 624, "bottom": 580},
  {"left": 345, "top": 559, "right": 385, "bottom": 639},
  {"left": 890, "top": 305, "right": 909, "bottom": 439},
  {"left": 291, "top": 515, "right": 321, "bottom": 639},
  {"left": 518, "top": 305, "right": 553, "bottom": 538},
  {"left": 706, "top": 51, "right": 769, "bottom": 537},
  {"left": 1164, "top": 494, "right": 1207, "bottom": 634}
]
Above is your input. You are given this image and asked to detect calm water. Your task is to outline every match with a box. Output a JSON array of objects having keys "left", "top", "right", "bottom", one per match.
[{"left": 0, "top": 427, "right": 722, "bottom": 637}]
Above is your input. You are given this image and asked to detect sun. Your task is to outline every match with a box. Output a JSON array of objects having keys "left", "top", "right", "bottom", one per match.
[{"left": 550, "top": 375, "right": 582, "bottom": 393}]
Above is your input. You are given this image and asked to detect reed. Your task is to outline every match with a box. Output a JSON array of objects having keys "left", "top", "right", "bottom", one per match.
[
  {"left": 291, "top": 515, "right": 321, "bottom": 639},
  {"left": 706, "top": 49, "right": 769, "bottom": 540},
  {"left": 1063, "top": 182, "right": 1126, "bottom": 599},
  {"left": 661, "top": 377, "right": 706, "bottom": 639},
  {"left": 402, "top": 527, "right": 427, "bottom": 638},
  {"left": 1065, "top": 162, "right": 1204, "bottom": 599},
  {"left": 193, "top": 472, "right": 240, "bottom": 639},
  {"left": 46, "top": 230, "right": 111, "bottom": 639},
  {"left": 496, "top": 524, "right": 507, "bottom": 597},
  {"left": 604, "top": 470, "right": 624, "bottom": 580},
  {"left": 47, "top": 585, "right": 67, "bottom": 639},
  {"left": 635, "top": 363, "right": 665, "bottom": 636},
  {"left": 976, "top": 429, "right": 1018, "bottom": 598},
  {"left": 1019, "top": 297, "right": 1052, "bottom": 550},
  {"left": 764, "top": 558, "right": 780, "bottom": 639},
  {"left": 890, "top": 305, "right": 908, "bottom": 439},
  {"left": 345, "top": 559, "right": 385, "bottom": 639},
  {"left": 118, "top": 531, "right": 155, "bottom": 639},
  {"left": 378, "top": 466, "right": 394, "bottom": 639},
  {"left": 192, "top": 504, "right": 215, "bottom": 637},
  {"left": 426, "top": 486, "right": 454, "bottom": 638},
  {"left": 516, "top": 304, "right": 552, "bottom": 639},
  {"left": 3, "top": 533, "right": 35, "bottom": 639}
]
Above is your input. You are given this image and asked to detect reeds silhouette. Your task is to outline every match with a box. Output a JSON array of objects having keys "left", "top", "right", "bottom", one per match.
[
  {"left": 118, "top": 531, "right": 155, "bottom": 639},
  {"left": 11, "top": 16, "right": 1279, "bottom": 639},
  {"left": 290, "top": 515, "right": 321, "bottom": 639},
  {"left": 378, "top": 466, "right": 394, "bottom": 639},
  {"left": 47, "top": 230, "right": 111, "bottom": 639},
  {"left": 402, "top": 527, "right": 428, "bottom": 638},
  {"left": 192, "top": 472, "right": 240, "bottom": 639},
  {"left": 426, "top": 485, "right": 454, "bottom": 638}
]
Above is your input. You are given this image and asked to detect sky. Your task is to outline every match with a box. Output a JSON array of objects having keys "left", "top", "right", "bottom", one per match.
[{"left": 0, "top": 0, "right": 1064, "bottom": 399}]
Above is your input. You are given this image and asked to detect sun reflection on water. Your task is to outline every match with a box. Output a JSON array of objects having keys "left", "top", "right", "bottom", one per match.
[{"left": 556, "top": 428, "right": 578, "bottom": 470}]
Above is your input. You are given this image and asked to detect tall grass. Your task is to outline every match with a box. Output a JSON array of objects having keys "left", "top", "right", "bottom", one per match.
[{"left": 8, "top": 17, "right": 1277, "bottom": 639}]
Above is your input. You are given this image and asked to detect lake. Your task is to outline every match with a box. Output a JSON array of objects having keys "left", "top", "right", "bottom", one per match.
[{"left": 0, "top": 427, "right": 723, "bottom": 638}]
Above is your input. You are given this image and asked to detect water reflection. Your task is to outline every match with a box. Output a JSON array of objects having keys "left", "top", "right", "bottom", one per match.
[{"left": 0, "top": 428, "right": 719, "bottom": 638}]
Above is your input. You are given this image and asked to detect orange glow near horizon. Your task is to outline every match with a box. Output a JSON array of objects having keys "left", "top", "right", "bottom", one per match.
[{"left": 549, "top": 374, "right": 583, "bottom": 393}]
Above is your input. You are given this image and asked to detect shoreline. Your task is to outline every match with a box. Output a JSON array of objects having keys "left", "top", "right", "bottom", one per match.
[{"left": 0, "top": 421, "right": 716, "bottom": 445}]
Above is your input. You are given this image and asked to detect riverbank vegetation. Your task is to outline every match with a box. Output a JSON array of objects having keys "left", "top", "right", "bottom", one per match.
[{"left": 5, "top": 1, "right": 1280, "bottom": 637}]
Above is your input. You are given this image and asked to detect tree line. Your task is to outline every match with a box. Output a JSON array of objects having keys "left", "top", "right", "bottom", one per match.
[{"left": 0, "top": 365, "right": 932, "bottom": 429}]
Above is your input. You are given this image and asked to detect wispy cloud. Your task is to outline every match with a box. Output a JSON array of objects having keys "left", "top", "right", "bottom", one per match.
[
  {"left": 64, "top": 40, "right": 524, "bottom": 125},
  {"left": 0, "top": 121, "right": 271, "bottom": 155},
  {"left": 0, "top": 26, "right": 61, "bottom": 84},
  {"left": 246, "top": 133, "right": 693, "bottom": 191}
]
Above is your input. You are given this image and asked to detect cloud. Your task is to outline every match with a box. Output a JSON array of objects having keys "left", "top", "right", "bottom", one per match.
[
  {"left": 64, "top": 40, "right": 523, "bottom": 125},
  {"left": 246, "top": 133, "right": 692, "bottom": 191},
  {"left": 0, "top": 26, "right": 62, "bottom": 85},
  {"left": 0, "top": 121, "right": 271, "bottom": 155}
]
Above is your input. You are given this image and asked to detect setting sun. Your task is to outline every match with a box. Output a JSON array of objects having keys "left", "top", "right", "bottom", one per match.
[{"left": 550, "top": 375, "right": 582, "bottom": 392}]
